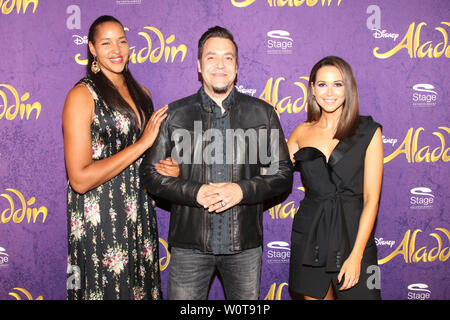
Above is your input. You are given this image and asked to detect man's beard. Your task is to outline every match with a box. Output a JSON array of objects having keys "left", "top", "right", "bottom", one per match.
[{"left": 212, "top": 84, "right": 230, "bottom": 94}]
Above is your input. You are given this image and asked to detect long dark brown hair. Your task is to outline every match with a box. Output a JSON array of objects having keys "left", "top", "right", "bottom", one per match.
[
  {"left": 87, "top": 15, "right": 153, "bottom": 131},
  {"left": 306, "top": 56, "right": 361, "bottom": 140}
]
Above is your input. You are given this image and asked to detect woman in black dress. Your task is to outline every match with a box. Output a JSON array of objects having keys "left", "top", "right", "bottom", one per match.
[{"left": 287, "top": 56, "right": 383, "bottom": 300}]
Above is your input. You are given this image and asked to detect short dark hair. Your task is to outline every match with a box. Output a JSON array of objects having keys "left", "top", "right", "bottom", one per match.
[
  {"left": 307, "top": 56, "right": 361, "bottom": 140},
  {"left": 198, "top": 26, "right": 238, "bottom": 63}
]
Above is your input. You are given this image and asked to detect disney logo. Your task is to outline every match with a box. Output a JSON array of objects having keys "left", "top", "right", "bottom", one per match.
[
  {"left": 72, "top": 35, "right": 88, "bottom": 45},
  {"left": 372, "top": 29, "right": 399, "bottom": 41},
  {"left": 375, "top": 237, "right": 395, "bottom": 248},
  {"left": 235, "top": 85, "right": 256, "bottom": 96},
  {"left": 382, "top": 135, "right": 398, "bottom": 147}
]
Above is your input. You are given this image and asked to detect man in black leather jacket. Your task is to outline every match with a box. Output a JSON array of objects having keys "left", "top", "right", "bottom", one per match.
[{"left": 140, "top": 26, "right": 293, "bottom": 300}]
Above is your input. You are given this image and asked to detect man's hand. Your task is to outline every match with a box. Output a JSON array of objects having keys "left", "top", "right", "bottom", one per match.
[
  {"left": 203, "top": 182, "right": 243, "bottom": 213},
  {"left": 196, "top": 184, "right": 219, "bottom": 208}
]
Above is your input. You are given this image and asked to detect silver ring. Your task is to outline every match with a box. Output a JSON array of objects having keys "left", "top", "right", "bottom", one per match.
[{"left": 221, "top": 201, "right": 227, "bottom": 207}]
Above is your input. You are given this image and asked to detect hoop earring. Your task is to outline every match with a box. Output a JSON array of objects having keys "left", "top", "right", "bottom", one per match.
[{"left": 91, "top": 56, "right": 101, "bottom": 74}]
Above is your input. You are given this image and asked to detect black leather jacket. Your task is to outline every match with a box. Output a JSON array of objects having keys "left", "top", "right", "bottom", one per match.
[{"left": 140, "top": 88, "right": 293, "bottom": 252}]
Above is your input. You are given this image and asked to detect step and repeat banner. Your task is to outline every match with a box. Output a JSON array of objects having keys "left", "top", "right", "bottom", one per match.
[{"left": 0, "top": 0, "right": 448, "bottom": 300}]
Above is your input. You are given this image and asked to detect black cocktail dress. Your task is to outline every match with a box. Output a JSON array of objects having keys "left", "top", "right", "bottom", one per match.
[{"left": 289, "top": 116, "right": 381, "bottom": 300}]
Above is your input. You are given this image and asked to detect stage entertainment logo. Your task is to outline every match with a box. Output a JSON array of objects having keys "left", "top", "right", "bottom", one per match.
[
  {"left": 407, "top": 283, "right": 431, "bottom": 300},
  {"left": 0, "top": 246, "right": 9, "bottom": 267},
  {"left": 266, "top": 30, "right": 293, "bottom": 55},
  {"left": 410, "top": 187, "right": 434, "bottom": 210},
  {"left": 412, "top": 84, "right": 438, "bottom": 107},
  {"left": 266, "top": 241, "right": 290, "bottom": 263},
  {"left": 116, "top": 0, "right": 142, "bottom": 5}
]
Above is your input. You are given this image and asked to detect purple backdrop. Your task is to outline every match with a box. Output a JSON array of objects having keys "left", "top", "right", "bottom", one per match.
[{"left": 0, "top": 0, "right": 449, "bottom": 300}]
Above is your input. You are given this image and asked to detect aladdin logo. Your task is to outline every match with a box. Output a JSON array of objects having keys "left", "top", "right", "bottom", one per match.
[
  {"left": 412, "top": 84, "right": 437, "bottom": 107},
  {"left": 373, "top": 22, "right": 450, "bottom": 59},
  {"left": 259, "top": 76, "right": 309, "bottom": 115},
  {"left": 8, "top": 288, "right": 43, "bottom": 300},
  {"left": 264, "top": 282, "right": 288, "bottom": 300},
  {"left": 0, "top": 188, "right": 48, "bottom": 224},
  {"left": 0, "top": 0, "right": 38, "bottom": 14},
  {"left": 231, "top": 0, "right": 342, "bottom": 8},
  {"left": 0, "top": 246, "right": 9, "bottom": 267},
  {"left": 378, "top": 228, "right": 450, "bottom": 264},
  {"left": 268, "top": 200, "right": 298, "bottom": 219},
  {"left": 159, "top": 237, "right": 170, "bottom": 271},
  {"left": 0, "top": 84, "right": 42, "bottom": 120},
  {"left": 266, "top": 30, "right": 293, "bottom": 54},
  {"left": 266, "top": 241, "right": 290, "bottom": 263},
  {"left": 75, "top": 26, "right": 187, "bottom": 65},
  {"left": 407, "top": 283, "right": 431, "bottom": 300},
  {"left": 384, "top": 127, "right": 450, "bottom": 164},
  {"left": 410, "top": 187, "right": 434, "bottom": 210},
  {"left": 268, "top": 187, "right": 305, "bottom": 219}
]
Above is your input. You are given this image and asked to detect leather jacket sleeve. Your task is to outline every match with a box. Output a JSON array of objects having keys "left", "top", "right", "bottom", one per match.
[
  {"left": 139, "top": 110, "right": 203, "bottom": 206},
  {"left": 236, "top": 109, "right": 293, "bottom": 204}
]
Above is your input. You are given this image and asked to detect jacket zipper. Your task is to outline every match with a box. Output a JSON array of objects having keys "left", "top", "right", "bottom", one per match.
[
  {"left": 228, "top": 107, "right": 235, "bottom": 252},
  {"left": 203, "top": 111, "right": 212, "bottom": 252}
]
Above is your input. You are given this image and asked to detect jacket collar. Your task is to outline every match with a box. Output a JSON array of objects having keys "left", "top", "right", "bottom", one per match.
[{"left": 198, "top": 86, "right": 237, "bottom": 113}]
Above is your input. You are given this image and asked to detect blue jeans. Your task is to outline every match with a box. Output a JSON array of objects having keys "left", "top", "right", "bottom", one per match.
[{"left": 167, "top": 246, "right": 262, "bottom": 300}]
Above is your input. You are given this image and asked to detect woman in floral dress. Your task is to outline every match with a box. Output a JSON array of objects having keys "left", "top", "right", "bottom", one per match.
[{"left": 63, "top": 15, "right": 178, "bottom": 300}]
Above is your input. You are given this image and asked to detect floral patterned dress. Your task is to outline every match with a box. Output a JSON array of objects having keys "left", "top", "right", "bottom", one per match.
[{"left": 67, "top": 77, "right": 161, "bottom": 300}]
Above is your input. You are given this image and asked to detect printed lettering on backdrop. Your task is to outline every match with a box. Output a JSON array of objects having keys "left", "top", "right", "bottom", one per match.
[{"left": 0, "top": 0, "right": 448, "bottom": 300}]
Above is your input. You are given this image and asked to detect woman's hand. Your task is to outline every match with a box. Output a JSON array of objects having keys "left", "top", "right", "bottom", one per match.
[
  {"left": 154, "top": 157, "right": 180, "bottom": 178},
  {"left": 139, "top": 105, "right": 168, "bottom": 148},
  {"left": 337, "top": 255, "right": 361, "bottom": 291}
]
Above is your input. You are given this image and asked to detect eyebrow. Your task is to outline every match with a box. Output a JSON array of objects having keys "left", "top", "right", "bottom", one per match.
[
  {"left": 204, "top": 51, "right": 235, "bottom": 56},
  {"left": 99, "top": 35, "right": 127, "bottom": 41},
  {"left": 316, "top": 79, "right": 344, "bottom": 82}
]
